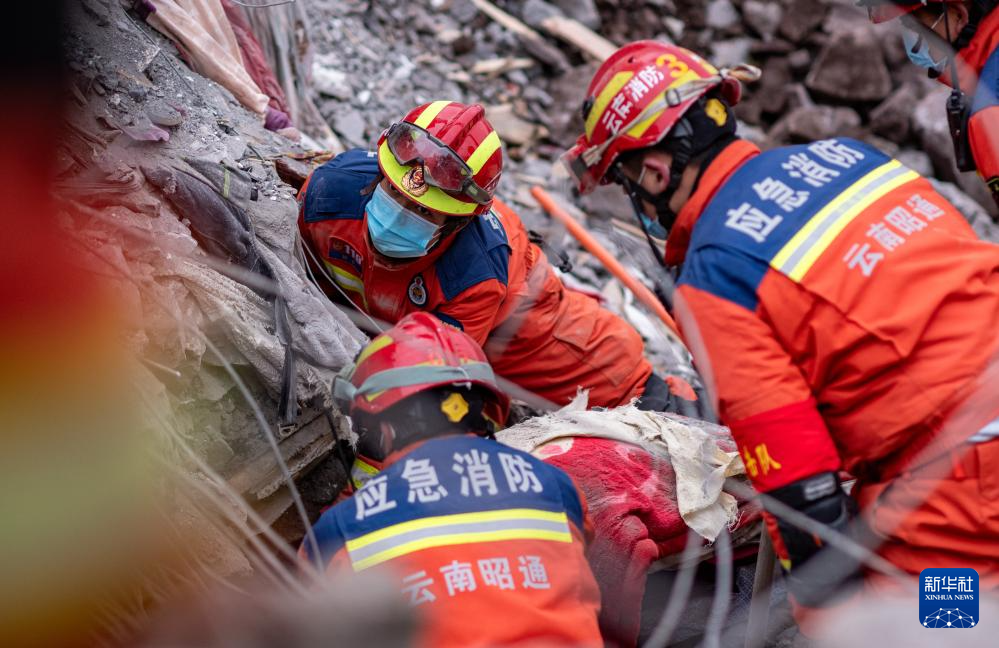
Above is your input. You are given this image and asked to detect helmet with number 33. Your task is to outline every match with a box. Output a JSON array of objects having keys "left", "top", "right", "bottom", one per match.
[{"left": 562, "top": 41, "right": 757, "bottom": 194}]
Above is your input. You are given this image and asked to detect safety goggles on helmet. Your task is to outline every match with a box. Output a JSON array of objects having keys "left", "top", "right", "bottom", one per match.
[{"left": 385, "top": 121, "right": 493, "bottom": 205}]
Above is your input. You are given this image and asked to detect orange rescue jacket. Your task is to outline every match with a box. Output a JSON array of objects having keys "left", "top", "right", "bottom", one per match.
[
  {"left": 668, "top": 138, "right": 999, "bottom": 492},
  {"left": 301, "top": 435, "right": 603, "bottom": 648},
  {"left": 299, "top": 150, "right": 651, "bottom": 408}
]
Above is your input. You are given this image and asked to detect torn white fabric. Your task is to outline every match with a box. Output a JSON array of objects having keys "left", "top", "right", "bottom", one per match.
[{"left": 497, "top": 392, "right": 745, "bottom": 540}]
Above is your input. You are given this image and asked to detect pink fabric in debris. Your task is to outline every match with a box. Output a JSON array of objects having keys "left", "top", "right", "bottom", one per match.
[
  {"left": 538, "top": 436, "right": 760, "bottom": 647},
  {"left": 146, "top": 0, "right": 269, "bottom": 117},
  {"left": 221, "top": 0, "right": 291, "bottom": 117}
]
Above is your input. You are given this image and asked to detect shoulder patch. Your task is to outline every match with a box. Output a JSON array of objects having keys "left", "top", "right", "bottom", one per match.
[
  {"left": 972, "top": 47, "right": 999, "bottom": 115},
  {"left": 436, "top": 210, "right": 512, "bottom": 301},
  {"left": 407, "top": 274, "right": 428, "bottom": 306},
  {"left": 303, "top": 148, "right": 379, "bottom": 223}
]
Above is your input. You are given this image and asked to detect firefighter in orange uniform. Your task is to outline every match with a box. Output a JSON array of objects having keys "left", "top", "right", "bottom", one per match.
[
  {"left": 302, "top": 312, "right": 602, "bottom": 647},
  {"left": 563, "top": 40, "right": 999, "bottom": 611},
  {"left": 298, "top": 101, "right": 698, "bottom": 414},
  {"left": 860, "top": 0, "right": 999, "bottom": 209}
]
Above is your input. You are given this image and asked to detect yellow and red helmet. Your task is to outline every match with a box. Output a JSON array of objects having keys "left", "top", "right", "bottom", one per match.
[
  {"left": 334, "top": 312, "right": 510, "bottom": 426},
  {"left": 377, "top": 101, "right": 503, "bottom": 217},
  {"left": 562, "top": 41, "right": 758, "bottom": 194}
]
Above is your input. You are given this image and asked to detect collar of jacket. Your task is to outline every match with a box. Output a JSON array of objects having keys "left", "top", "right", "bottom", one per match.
[
  {"left": 941, "top": 7, "right": 999, "bottom": 90},
  {"left": 664, "top": 139, "right": 761, "bottom": 266},
  {"left": 381, "top": 432, "right": 479, "bottom": 468}
]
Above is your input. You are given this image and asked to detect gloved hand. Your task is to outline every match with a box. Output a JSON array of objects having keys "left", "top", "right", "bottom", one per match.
[
  {"left": 766, "top": 471, "right": 862, "bottom": 607},
  {"left": 637, "top": 373, "right": 713, "bottom": 420}
]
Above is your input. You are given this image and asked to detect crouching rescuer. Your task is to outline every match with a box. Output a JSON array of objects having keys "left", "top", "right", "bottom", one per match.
[
  {"left": 562, "top": 40, "right": 999, "bottom": 614},
  {"left": 298, "top": 100, "right": 698, "bottom": 413},
  {"left": 301, "top": 312, "right": 603, "bottom": 647}
]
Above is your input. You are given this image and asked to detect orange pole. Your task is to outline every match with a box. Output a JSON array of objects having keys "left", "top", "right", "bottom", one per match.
[{"left": 531, "top": 186, "right": 681, "bottom": 337}]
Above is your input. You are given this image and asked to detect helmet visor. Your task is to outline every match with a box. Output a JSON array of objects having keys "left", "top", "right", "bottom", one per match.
[
  {"left": 386, "top": 122, "right": 493, "bottom": 205},
  {"left": 559, "top": 143, "right": 604, "bottom": 195}
]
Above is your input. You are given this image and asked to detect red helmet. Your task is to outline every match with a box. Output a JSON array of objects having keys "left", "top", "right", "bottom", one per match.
[
  {"left": 562, "top": 41, "right": 759, "bottom": 194},
  {"left": 334, "top": 312, "right": 510, "bottom": 426},
  {"left": 377, "top": 102, "right": 503, "bottom": 217},
  {"left": 858, "top": 0, "right": 958, "bottom": 24}
]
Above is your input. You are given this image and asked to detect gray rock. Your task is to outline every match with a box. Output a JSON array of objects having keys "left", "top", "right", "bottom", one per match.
[
  {"left": 312, "top": 63, "right": 352, "bottom": 101},
  {"left": 742, "top": 0, "right": 782, "bottom": 40},
  {"left": 823, "top": 3, "right": 870, "bottom": 34},
  {"left": 870, "top": 84, "right": 919, "bottom": 143},
  {"left": 710, "top": 37, "right": 754, "bottom": 68},
  {"left": 805, "top": 29, "right": 892, "bottom": 102},
  {"left": 332, "top": 108, "right": 368, "bottom": 147},
  {"left": 930, "top": 179, "right": 999, "bottom": 241},
  {"left": 579, "top": 183, "right": 634, "bottom": 222},
  {"left": 788, "top": 48, "right": 812, "bottom": 74},
  {"left": 736, "top": 121, "right": 769, "bottom": 148},
  {"left": 779, "top": 0, "right": 827, "bottom": 44},
  {"left": 546, "top": 63, "right": 600, "bottom": 145},
  {"left": 524, "top": 85, "right": 554, "bottom": 107},
  {"left": 895, "top": 149, "right": 934, "bottom": 177},
  {"left": 521, "top": 0, "right": 563, "bottom": 29},
  {"left": 783, "top": 105, "right": 862, "bottom": 142},
  {"left": 551, "top": 0, "right": 601, "bottom": 30},
  {"left": 663, "top": 17, "right": 685, "bottom": 41},
  {"left": 484, "top": 104, "right": 544, "bottom": 146},
  {"left": 706, "top": 0, "right": 740, "bottom": 30},
  {"left": 449, "top": 0, "right": 479, "bottom": 25}
]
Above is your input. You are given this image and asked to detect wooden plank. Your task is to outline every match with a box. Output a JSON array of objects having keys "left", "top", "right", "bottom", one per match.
[{"left": 539, "top": 16, "right": 616, "bottom": 61}]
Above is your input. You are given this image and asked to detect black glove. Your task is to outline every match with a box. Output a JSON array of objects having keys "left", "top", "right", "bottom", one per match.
[{"left": 766, "top": 471, "right": 862, "bottom": 607}]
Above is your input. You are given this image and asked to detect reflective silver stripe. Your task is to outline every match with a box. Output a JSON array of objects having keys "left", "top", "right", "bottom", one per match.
[
  {"left": 346, "top": 516, "right": 569, "bottom": 565},
  {"left": 354, "top": 362, "right": 496, "bottom": 396},
  {"left": 774, "top": 163, "right": 912, "bottom": 275},
  {"left": 968, "top": 417, "right": 999, "bottom": 444}
]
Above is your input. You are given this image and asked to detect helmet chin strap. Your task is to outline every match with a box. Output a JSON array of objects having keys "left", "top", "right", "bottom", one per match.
[{"left": 615, "top": 122, "right": 696, "bottom": 267}]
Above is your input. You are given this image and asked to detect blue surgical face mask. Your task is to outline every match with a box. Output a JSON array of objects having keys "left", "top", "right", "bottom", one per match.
[
  {"left": 902, "top": 17, "right": 948, "bottom": 72},
  {"left": 365, "top": 184, "right": 441, "bottom": 258}
]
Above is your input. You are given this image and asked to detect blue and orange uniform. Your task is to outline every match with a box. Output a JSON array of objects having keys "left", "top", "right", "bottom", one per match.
[
  {"left": 301, "top": 435, "right": 602, "bottom": 648},
  {"left": 299, "top": 149, "right": 653, "bottom": 409},
  {"left": 954, "top": 8, "right": 999, "bottom": 206},
  {"left": 668, "top": 137, "right": 999, "bottom": 584}
]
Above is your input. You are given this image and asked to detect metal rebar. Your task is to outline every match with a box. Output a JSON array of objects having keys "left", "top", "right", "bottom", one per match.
[{"left": 644, "top": 528, "right": 702, "bottom": 648}]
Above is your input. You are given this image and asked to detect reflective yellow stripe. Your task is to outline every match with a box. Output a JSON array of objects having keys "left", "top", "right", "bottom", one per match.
[
  {"left": 584, "top": 71, "right": 633, "bottom": 139},
  {"left": 770, "top": 161, "right": 919, "bottom": 282},
  {"left": 625, "top": 69, "right": 704, "bottom": 139},
  {"left": 324, "top": 260, "right": 363, "bottom": 292},
  {"left": 355, "top": 334, "right": 393, "bottom": 367},
  {"left": 377, "top": 141, "right": 478, "bottom": 215},
  {"left": 346, "top": 508, "right": 567, "bottom": 550},
  {"left": 350, "top": 457, "right": 380, "bottom": 489},
  {"left": 413, "top": 101, "right": 452, "bottom": 129},
  {"left": 465, "top": 130, "right": 501, "bottom": 174},
  {"left": 352, "top": 528, "right": 572, "bottom": 571},
  {"left": 345, "top": 508, "right": 572, "bottom": 572}
]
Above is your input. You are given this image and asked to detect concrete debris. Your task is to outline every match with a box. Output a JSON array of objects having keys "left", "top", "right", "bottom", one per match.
[
  {"left": 705, "top": 0, "right": 740, "bottom": 31},
  {"left": 59, "top": 0, "right": 366, "bottom": 546},
  {"left": 741, "top": 0, "right": 782, "bottom": 41},
  {"left": 805, "top": 29, "right": 893, "bottom": 103}
]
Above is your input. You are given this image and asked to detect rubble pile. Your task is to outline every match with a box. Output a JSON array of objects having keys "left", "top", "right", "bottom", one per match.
[
  {"left": 305, "top": 0, "right": 999, "bottom": 241},
  {"left": 59, "top": 0, "right": 370, "bottom": 576}
]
